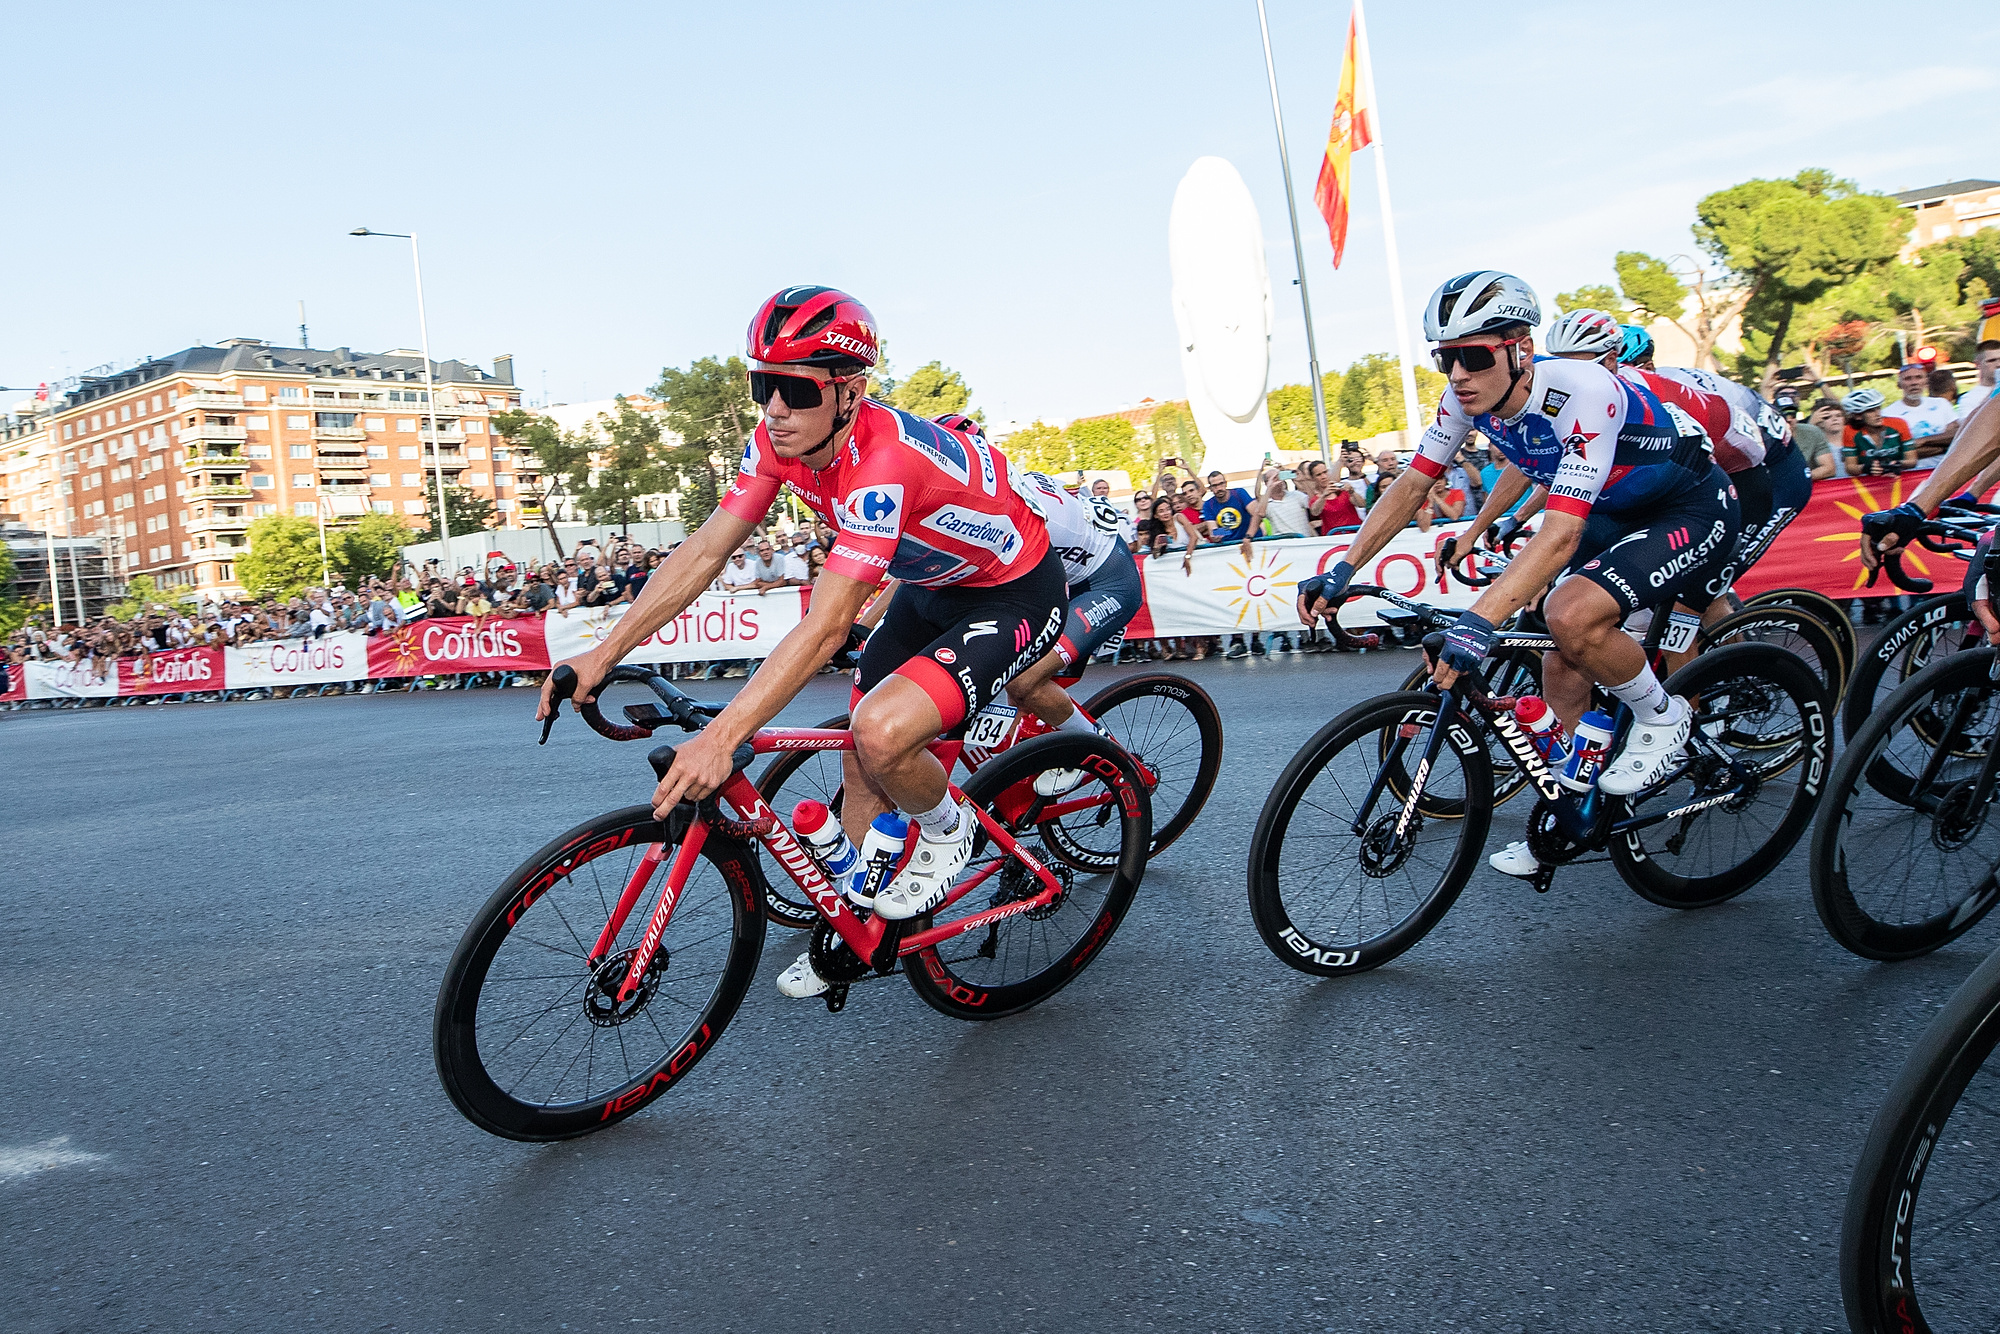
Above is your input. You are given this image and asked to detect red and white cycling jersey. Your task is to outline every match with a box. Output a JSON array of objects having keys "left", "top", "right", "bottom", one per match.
[
  {"left": 721, "top": 399, "right": 1051, "bottom": 589},
  {"left": 1637, "top": 366, "right": 1767, "bottom": 472}
]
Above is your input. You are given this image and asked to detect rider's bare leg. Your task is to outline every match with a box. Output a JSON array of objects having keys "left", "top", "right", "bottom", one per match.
[
  {"left": 1004, "top": 649, "right": 1087, "bottom": 730},
  {"left": 1540, "top": 578, "right": 1648, "bottom": 735},
  {"left": 845, "top": 675, "right": 950, "bottom": 845}
]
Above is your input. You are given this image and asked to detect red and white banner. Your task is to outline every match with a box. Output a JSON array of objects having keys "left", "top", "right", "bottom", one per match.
[
  {"left": 542, "top": 590, "right": 808, "bottom": 666},
  {"left": 120, "top": 646, "right": 224, "bottom": 695},
  {"left": 21, "top": 660, "right": 121, "bottom": 698},
  {"left": 1733, "top": 473, "right": 1965, "bottom": 600},
  {"left": 224, "top": 633, "right": 370, "bottom": 690},
  {"left": 367, "top": 617, "right": 548, "bottom": 679}
]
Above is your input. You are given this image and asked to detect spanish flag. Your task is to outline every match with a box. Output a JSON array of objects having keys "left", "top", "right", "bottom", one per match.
[{"left": 1312, "top": 9, "right": 1374, "bottom": 269}]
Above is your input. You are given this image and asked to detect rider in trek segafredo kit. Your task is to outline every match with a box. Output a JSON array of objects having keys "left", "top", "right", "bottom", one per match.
[{"left": 1297, "top": 271, "right": 1739, "bottom": 879}]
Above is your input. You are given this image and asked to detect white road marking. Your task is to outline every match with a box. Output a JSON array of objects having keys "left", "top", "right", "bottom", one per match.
[{"left": 0, "top": 1136, "right": 107, "bottom": 1182}]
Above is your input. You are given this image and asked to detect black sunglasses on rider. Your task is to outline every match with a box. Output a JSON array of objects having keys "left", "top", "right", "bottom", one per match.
[
  {"left": 747, "top": 370, "right": 851, "bottom": 411},
  {"left": 1431, "top": 339, "right": 1522, "bottom": 375}
]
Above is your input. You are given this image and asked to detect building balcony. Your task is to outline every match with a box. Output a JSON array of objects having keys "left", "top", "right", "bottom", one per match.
[
  {"left": 188, "top": 512, "right": 250, "bottom": 534},
  {"left": 323, "top": 494, "right": 370, "bottom": 517},
  {"left": 187, "top": 482, "right": 253, "bottom": 500},
  {"left": 315, "top": 453, "right": 370, "bottom": 471},
  {"left": 312, "top": 426, "right": 368, "bottom": 442},
  {"left": 425, "top": 452, "right": 467, "bottom": 472},
  {"left": 178, "top": 423, "right": 248, "bottom": 444},
  {"left": 184, "top": 449, "right": 245, "bottom": 469},
  {"left": 419, "top": 427, "right": 465, "bottom": 444},
  {"left": 177, "top": 392, "right": 244, "bottom": 411}
]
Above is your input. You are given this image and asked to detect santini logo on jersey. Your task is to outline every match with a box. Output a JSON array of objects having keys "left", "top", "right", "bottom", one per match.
[
  {"left": 839, "top": 484, "right": 903, "bottom": 538},
  {"left": 919, "top": 505, "right": 1024, "bottom": 563}
]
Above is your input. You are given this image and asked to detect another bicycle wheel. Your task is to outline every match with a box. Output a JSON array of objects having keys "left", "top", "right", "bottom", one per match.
[
  {"left": 1698, "top": 604, "right": 1846, "bottom": 708},
  {"left": 1744, "top": 586, "right": 1857, "bottom": 685},
  {"left": 903, "top": 732, "right": 1150, "bottom": 1020},
  {"left": 1811, "top": 648, "right": 2000, "bottom": 960},
  {"left": 1398, "top": 646, "right": 1542, "bottom": 809},
  {"left": 1844, "top": 593, "right": 1975, "bottom": 745},
  {"left": 1842, "top": 943, "right": 2000, "bottom": 1332},
  {"left": 433, "top": 806, "right": 765, "bottom": 1140},
  {"left": 1249, "top": 691, "right": 1493, "bottom": 976},
  {"left": 1076, "top": 672, "right": 1222, "bottom": 859},
  {"left": 1610, "top": 643, "right": 1831, "bottom": 909},
  {"left": 752, "top": 713, "right": 851, "bottom": 928}
]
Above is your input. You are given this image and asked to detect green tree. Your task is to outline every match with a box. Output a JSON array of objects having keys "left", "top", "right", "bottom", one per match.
[
  {"left": 1329, "top": 353, "right": 1443, "bottom": 436},
  {"left": 1939, "top": 230, "right": 2000, "bottom": 309},
  {"left": 493, "top": 408, "right": 594, "bottom": 556},
  {"left": 329, "top": 511, "right": 413, "bottom": 585},
  {"left": 0, "top": 543, "right": 26, "bottom": 635},
  {"left": 1143, "top": 401, "right": 1205, "bottom": 473},
  {"left": 1065, "top": 415, "right": 1144, "bottom": 483},
  {"left": 886, "top": 361, "right": 972, "bottom": 419},
  {"left": 1695, "top": 169, "right": 1908, "bottom": 389},
  {"left": 655, "top": 356, "right": 758, "bottom": 533},
  {"left": 108, "top": 574, "right": 196, "bottom": 621},
  {"left": 1555, "top": 284, "right": 1632, "bottom": 324},
  {"left": 572, "top": 395, "right": 670, "bottom": 531},
  {"left": 995, "top": 421, "right": 1070, "bottom": 475},
  {"left": 239, "top": 515, "right": 327, "bottom": 599},
  {"left": 423, "top": 483, "right": 498, "bottom": 537},
  {"left": 1265, "top": 374, "right": 1342, "bottom": 455}
]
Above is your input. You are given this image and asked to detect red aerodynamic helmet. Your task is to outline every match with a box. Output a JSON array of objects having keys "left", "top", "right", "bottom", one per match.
[
  {"left": 746, "top": 285, "right": 880, "bottom": 369},
  {"left": 933, "top": 412, "right": 984, "bottom": 440}
]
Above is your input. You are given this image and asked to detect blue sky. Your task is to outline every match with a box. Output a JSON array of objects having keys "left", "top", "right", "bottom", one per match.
[{"left": 1, "top": 2, "right": 1993, "bottom": 426}]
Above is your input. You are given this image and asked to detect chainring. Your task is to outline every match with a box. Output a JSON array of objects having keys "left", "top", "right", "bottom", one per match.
[
  {"left": 808, "top": 919, "right": 873, "bottom": 984},
  {"left": 1525, "top": 800, "right": 1590, "bottom": 866}
]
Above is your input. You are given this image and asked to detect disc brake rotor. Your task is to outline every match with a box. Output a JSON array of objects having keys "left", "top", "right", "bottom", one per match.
[{"left": 584, "top": 947, "right": 665, "bottom": 1028}]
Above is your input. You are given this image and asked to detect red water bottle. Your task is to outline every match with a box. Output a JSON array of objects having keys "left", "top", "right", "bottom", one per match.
[{"left": 1513, "top": 695, "right": 1570, "bottom": 767}]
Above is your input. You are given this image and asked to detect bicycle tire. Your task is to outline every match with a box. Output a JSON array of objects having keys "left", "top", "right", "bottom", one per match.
[
  {"left": 752, "top": 713, "right": 853, "bottom": 929},
  {"left": 433, "top": 806, "right": 765, "bottom": 1141},
  {"left": 1843, "top": 593, "right": 1974, "bottom": 745},
  {"left": 1744, "top": 587, "right": 1857, "bottom": 684},
  {"left": 903, "top": 732, "right": 1150, "bottom": 1020},
  {"left": 1811, "top": 647, "right": 2000, "bottom": 960},
  {"left": 1841, "top": 943, "right": 2000, "bottom": 1332},
  {"left": 1248, "top": 691, "right": 1492, "bottom": 977},
  {"left": 1609, "top": 642, "right": 1831, "bottom": 908},
  {"left": 1397, "top": 646, "right": 1542, "bottom": 810},
  {"left": 1076, "top": 671, "right": 1222, "bottom": 858},
  {"left": 1697, "top": 604, "right": 1847, "bottom": 710}
]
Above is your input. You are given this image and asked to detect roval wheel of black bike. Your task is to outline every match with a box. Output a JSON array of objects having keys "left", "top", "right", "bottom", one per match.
[
  {"left": 903, "top": 732, "right": 1149, "bottom": 1021},
  {"left": 1811, "top": 647, "right": 2000, "bottom": 960},
  {"left": 1842, "top": 943, "right": 2000, "bottom": 1331},
  {"left": 1249, "top": 691, "right": 1492, "bottom": 977},
  {"left": 1610, "top": 643, "right": 1831, "bottom": 909},
  {"left": 1743, "top": 587, "right": 1857, "bottom": 685},
  {"left": 434, "top": 806, "right": 765, "bottom": 1140},
  {"left": 752, "top": 713, "right": 851, "bottom": 928},
  {"left": 1397, "top": 647, "right": 1542, "bottom": 810},
  {"left": 1843, "top": 593, "right": 1974, "bottom": 745},
  {"left": 1076, "top": 672, "right": 1222, "bottom": 858},
  {"left": 1697, "top": 604, "right": 1846, "bottom": 711}
]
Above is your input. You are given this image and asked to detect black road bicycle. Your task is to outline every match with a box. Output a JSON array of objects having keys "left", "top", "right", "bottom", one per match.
[{"left": 1249, "top": 583, "right": 1831, "bottom": 977}]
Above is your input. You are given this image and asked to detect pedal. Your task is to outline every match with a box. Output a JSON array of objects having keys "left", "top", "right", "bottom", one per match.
[
  {"left": 823, "top": 982, "right": 849, "bottom": 1014},
  {"left": 1530, "top": 864, "right": 1556, "bottom": 894}
]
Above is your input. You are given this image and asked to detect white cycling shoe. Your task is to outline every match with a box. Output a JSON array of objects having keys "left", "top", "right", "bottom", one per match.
[
  {"left": 874, "top": 803, "right": 978, "bottom": 920},
  {"left": 1598, "top": 697, "right": 1693, "bottom": 796},
  {"left": 1034, "top": 766, "right": 1086, "bottom": 797},
  {"left": 1489, "top": 840, "right": 1541, "bottom": 879},
  {"left": 776, "top": 951, "right": 830, "bottom": 999}
]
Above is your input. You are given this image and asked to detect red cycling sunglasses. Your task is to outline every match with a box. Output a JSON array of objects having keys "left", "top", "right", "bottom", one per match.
[{"left": 1432, "top": 338, "right": 1524, "bottom": 375}]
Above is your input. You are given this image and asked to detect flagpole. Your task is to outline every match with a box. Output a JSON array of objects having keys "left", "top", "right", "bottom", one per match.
[
  {"left": 1254, "top": 0, "right": 1332, "bottom": 467},
  {"left": 1352, "top": 0, "right": 1423, "bottom": 445}
]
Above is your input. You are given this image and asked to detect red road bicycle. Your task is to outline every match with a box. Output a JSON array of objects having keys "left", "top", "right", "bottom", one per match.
[
  {"left": 750, "top": 670, "right": 1223, "bottom": 928},
  {"left": 433, "top": 664, "right": 1153, "bottom": 1141}
]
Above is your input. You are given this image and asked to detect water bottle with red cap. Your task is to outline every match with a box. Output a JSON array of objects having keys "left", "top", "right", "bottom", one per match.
[{"left": 1512, "top": 695, "right": 1570, "bottom": 769}]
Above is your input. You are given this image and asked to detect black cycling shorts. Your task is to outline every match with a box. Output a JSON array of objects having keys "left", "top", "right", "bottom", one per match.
[
  {"left": 1564, "top": 464, "right": 1742, "bottom": 614},
  {"left": 1766, "top": 440, "right": 1811, "bottom": 513},
  {"left": 854, "top": 547, "right": 1067, "bottom": 731},
  {"left": 1054, "top": 545, "right": 1144, "bottom": 672},
  {"left": 1731, "top": 462, "right": 1773, "bottom": 532}
]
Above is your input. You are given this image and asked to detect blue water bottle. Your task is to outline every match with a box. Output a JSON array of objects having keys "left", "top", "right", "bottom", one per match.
[
  {"left": 1561, "top": 710, "right": 1617, "bottom": 791},
  {"left": 854, "top": 813, "right": 910, "bottom": 910}
]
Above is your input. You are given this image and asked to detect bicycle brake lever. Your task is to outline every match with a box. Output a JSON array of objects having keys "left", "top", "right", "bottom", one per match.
[{"left": 539, "top": 702, "right": 559, "bottom": 745}]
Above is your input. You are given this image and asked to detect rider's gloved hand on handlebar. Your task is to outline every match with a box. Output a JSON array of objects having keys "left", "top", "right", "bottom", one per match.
[
  {"left": 1861, "top": 502, "right": 1927, "bottom": 563},
  {"left": 1434, "top": 610, "right": 1496, "bottom": 676},
  {"left": 1296, "top": 561, "right": 1355, "bottom": 627},
  {"left": 1488, "top": 515, "right": 1524, "bottom": 550}
]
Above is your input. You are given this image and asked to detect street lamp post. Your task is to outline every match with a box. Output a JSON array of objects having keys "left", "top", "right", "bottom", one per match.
[{"left": 349, "top": 228, "right": 452, "bottom": 576}]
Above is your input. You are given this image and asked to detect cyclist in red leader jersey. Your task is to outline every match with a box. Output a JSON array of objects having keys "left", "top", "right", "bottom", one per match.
[{"left": 540, "top": 286, "right": 1065, "bottom": 942}]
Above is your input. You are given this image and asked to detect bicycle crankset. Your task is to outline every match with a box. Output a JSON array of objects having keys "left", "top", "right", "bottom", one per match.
[
  {"left": 1525, "top": 800, "right": 1592, "bottom": 869},
  {"left": 584, "top": 947, "right": 665, "bottom": 1027}
]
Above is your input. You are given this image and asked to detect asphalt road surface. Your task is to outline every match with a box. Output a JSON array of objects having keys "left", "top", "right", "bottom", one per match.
[{"left": 3, "top": 647, "right": 1987, "bottom": 1332}]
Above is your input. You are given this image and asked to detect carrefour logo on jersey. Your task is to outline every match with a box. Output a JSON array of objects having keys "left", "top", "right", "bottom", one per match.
[
  {"left": 839, "top": 484, "right": 903, "bottom": 539},
  {"left": 920, "top": 505, "right": 1025, "bottom": 563}
]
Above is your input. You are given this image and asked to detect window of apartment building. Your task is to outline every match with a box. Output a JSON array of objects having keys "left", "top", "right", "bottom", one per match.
[
  {"left": 181, "top": 541, "right": 192, "bottom": 556},
  {"left": 251, "top": 474, "right": 274, "bottom": 489},
  {"left": 495, "top": 498, "right": 512, "bottom": 512},
  {"left": 316, "top": 412, "right": 356, "bottom": 429},
  {"left": 399, "top": 445, "right": 418, "bottom": 459},
  {"left": 120, "top": 404, "right": 131, "bottom": 421},
  {"left": 62, "top": 424, "right": 72, "bottom": 439},
  {"left": 396, "top": 418, "right": 416, "bottom": 432},
  {"left": 401, "top": 472, "right": 421, "bottom": 487},
  {"left": 246, "top": 445, "right": 270, "bottom": 459},
  {"left": 371, "top": 500, "right": 394, "bottom": 514},
  {"left": 467, "top": 446, "right": 486, "bottom": 459},
  {"left": 135, "top": 399, "right": 147, "bottom": 416},
  {"left": 369, "top": 473, "right": 390, "bottom": 487},
  {"left": 175, "top": 480, "right": 187, "bottom": 496},
  {"left": 403, "top": 499, "right": 424, "bottom": 515},
  {"left": 495, "top": 474, "right": 513, "bottom": 488},
  {"left": 152, "top": 395, "right": 163, "bottom": 412},
  {"left": 289, "top": 444, "right": 310, "bottom": 459},
  {"left": 254, "top": 504, "right": 276, "bottom": 516},
  {"left": 247, "top": 416, "right": 268, "bottom": 429},
  {"left": 367, "top": 445, "right": 387, "bottom": 458},
  {"left": 464, "top": 419, "right": 484, "bottom": 434},
  {"left": 291, "top": 474, "right": 312, "bottom": 488},
  {"left": 492, "top": 448, "right": 511, "bottom": 462},
  {"left": 82, "top": 472, "right": 99, "bottom": 489},
  {"left": 465, "top": 472, "right": 489, "bottom": 486},
  {"left": 286, "top": 415, "right": 309, "bottom": 430},
  {"left": 279, "top": 386, "right": 301, "bottom": 400},
  {"left": 90, "top": 414, "right": 101, "bottom": 431},
  {"left": 389, "top": 390, "right": 430, "bottom": 404},
  {"left": 166, "top": 391, "right": 177, "bottom": 405},
  {"left": 366, "top": 417, "right": 385, "bottom": 432},
  {"left": 292, "top": 502, "right": 316, "bottom": 517},
  {"left": 243, "top": 386, "right": 266, "bottom": 402}
]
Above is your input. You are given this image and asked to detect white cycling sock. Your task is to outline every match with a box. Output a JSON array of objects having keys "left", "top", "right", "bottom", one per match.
[
  {"left": 1052, "top": 707, "right": 1095, "bottom": 737},
  {"left": 1606, "top": 667, "right": 1674, "bottom": 721},
  {"left": 911, "top": 794, "right": 964, "bottom": 840}
]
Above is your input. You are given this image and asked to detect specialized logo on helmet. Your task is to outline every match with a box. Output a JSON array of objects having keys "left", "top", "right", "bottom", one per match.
[
  {"left": 839, "top": 484, "right": 903, "bottom": 539},
  {"left": 821, "top": 329, "right": 877, "bottom": 360}
]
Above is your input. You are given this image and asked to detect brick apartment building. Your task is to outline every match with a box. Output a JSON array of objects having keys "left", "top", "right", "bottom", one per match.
[{"left": 0, "top": 340, "right": 522, "bottom": 603}]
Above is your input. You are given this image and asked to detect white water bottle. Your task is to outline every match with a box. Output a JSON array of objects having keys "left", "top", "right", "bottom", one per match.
[
  {"left": 1562, "top": 710, "right": 1617, "bottom": 792},
  {"left": 855, "top": 813, "right": 910, "bottom": 910},
  {"left": 794, "top": 800, "right": 860, "bottom": 894}
]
